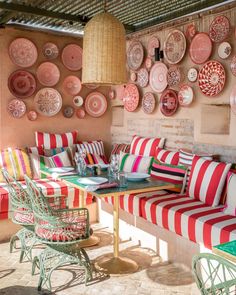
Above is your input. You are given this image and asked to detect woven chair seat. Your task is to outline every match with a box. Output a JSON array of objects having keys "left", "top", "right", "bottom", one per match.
[{"left": 14, "top": 210, "right": 34, "bottom": 224}]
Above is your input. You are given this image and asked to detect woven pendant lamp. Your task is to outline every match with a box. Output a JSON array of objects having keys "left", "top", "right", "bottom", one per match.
[{"left": 82, "top": 12, "right": 127, "bottom": 85}]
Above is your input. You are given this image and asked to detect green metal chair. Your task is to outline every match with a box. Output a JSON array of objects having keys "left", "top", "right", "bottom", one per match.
[
  {"left": 24, "top": 175, "right": 92, "bottom": 291},
  {"left": 1, "top": 168, "right": 35, "bottom": 262},
  {"left": 192, "top": 253, "right": 236, "bottom": 294}
]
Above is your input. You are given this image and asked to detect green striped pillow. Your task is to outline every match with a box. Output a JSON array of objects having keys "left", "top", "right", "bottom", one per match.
[{"left": 119, "top": 152, "right": 154, "bottom": 174}]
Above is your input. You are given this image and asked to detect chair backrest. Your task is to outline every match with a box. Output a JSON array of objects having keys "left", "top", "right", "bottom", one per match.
[{"left": 192, "top": 253, "right": 236, "bottom": 294}]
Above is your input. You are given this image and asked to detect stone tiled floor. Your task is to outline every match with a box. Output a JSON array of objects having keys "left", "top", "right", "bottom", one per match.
[{"left": 0, "top": 225, "right": 200, "bottom": 295}]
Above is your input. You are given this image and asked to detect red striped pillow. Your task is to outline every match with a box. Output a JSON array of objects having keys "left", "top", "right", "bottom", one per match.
[
  {"left": 130, "top": 135, "right": 165, "bottom": 157},
  {"left": 83, "top": 153, "right": 108, "bottom": 165},
  {"left": 35, "top": 131, "right": 78, "bottom": 149},
  {"left": 187, "top": 156, "right": 231, "bottom": 207},
  {"left": 155, "top": 148, "right": 179, "bottom": 165},
  {"left": 76, "top": 140, "right": 105, "bottom": 156},
  {"left": 111, "top": 143, "right": 130, "bottom": 155}
]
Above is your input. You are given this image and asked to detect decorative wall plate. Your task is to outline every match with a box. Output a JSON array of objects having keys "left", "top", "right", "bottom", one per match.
[
  {"left": 63, "top": 75, "right": 82, "bottom": 96},
  {"left": 187, "top": 68, "right": 198, "bottom": 82},
  {"left": 85, "top": 84, "right": 99, "bottom": 90},
  {"left": 63, "top": 105, "right": 74, "bottom": 118},
  {"left": 61, "top": 44, "right": 83, "bottom": 71},
  {"left": 230, "top": 55, "right": 236, "bottom": 76},
  {"left": 123, "top": 83, "right": 139, "bottom": 112},
  {"left": 218, "top": 41, "right": 231, "bottom": 59},
  {"left": 163, "top": 30, "right": 186, "bottom": 64},
  {"left": 34, "top": 88, "right": 62, "bottom": 116},
  {"left": 130, "top": 71, "right": 137, "bottom": 82},
  {"left": 147, "top": 36, "right": 159, "bottom": 57},
  {"left": 137, "top": 68, "right": 149, "bottom": 88},
  {"left": 9, "top": 38, "right": 38, "bottom": 68},
  {"left": 178, "top": 84, "right": 194, "bottom": 106},
  {"left": 149, "top": 62, "right": 168, "bottom": 93},
  {"left": 85, "top": 92, "right": 107, "bottom": 117},
  {"left": 189, "top": 33, "right": 212, "bottom": 64},
  {"left": 73, "top": 96, "right": 84, "bottom": 107},
  {"left": 198, "top": 60, "right": 225, "bottom": 97},
  {"left": 27, "top": 110, "right": 38, "bottom": 121},
  {"left": 142, "top": 92, "right": 156, "bottom": 114},
  {"left": 36, "top": 62, "right": 60, "bottom": 86},
  {"left": 230, "top": 85, "right": 236, "bottom": 116},
  {"left": 209, "top": 15, "right": 230, "bottom": 43},
  {"left": 8, "top": 70, "right": 36, "bottom": 98},
  {"left": 108, "top": 89, "right": 116, "bottom": 99},
  {"left": 8, "top": 99, "right": 26, "bottom": 118},
  {"left": 145, "top": 57, "right": 153, "bottom": 71},
  {"left": 167, "top": 66, "right": 181, "bottom": 87},
  {"left": 186, "top": 23, "right": 197, "bottom": 40},
  {"left": 127, "top": 41, "right": 144, "bottom": 71},
  {"left": 76, "top": 108, "right": 86, "bottom": 119},
  {"left": 160, "top": 89, "right": 178, "bottom": 116},
  {"left": 42, "top": 42, "right": 59, "bottom": 59}
]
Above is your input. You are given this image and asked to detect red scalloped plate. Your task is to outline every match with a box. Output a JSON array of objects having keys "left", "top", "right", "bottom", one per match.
[
  {"left": 160, "top": 89, "right": 178, "bottom": 116},
  {"left": 8, "top": 70, "right": 36, "bottom": 98},
  {"left": 8, "top": 99, "right": 26, "bottom": 118},
  {"left": 149, "top": 62, "right": 168, "bottom": 93},
  {"left": 36, "top": 62, "right": 60, "bottom": 86},
  {"left": 61, "top": 44, "right": 83, "bottom": 71},
  {"left": 34, "top": 88, "right": 62, "bottom": 116},
  {"left": 189, "top": 33, "right": 212, "bottom": 64},
  {"left": 123, "top": 83, "right": 139, "bottom": 112},
  {"left": 63, "top": 75, "right": 82, "bottom": 96},
  {"left": 85, "top": 92, "right": 107, "bottom": 117}
]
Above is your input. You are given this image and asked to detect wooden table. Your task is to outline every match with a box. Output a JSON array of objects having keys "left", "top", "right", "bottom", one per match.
[{"left": 213, "top": 240, "right": 236, "bottom": 263}]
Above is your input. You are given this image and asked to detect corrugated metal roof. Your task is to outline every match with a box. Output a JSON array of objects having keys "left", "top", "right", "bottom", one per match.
[{"left": 0, "top": 0, "right": 233, "bottom": 35}]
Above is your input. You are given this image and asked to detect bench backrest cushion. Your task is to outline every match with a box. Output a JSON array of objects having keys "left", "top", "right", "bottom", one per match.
[
  {"left": 130, "top": 135, "right": 165, "bottom": 157},
  {"left": 119, "top": 152, "right": 153, "bottom": 174},
  {"left": 111, "top": 143, "right": 130, "bottom": 156},
  {"left": 76, "top": 140, "right": 105, "bottom": 156},
  {"left": 187, "top": 156, "right": 231, "bottom": 207},
  {"left": 223, "top": 172, "right": 236, "bottom": 216},
  {"left": 155, "top": 148, "right": 179, "bottom": 165}
]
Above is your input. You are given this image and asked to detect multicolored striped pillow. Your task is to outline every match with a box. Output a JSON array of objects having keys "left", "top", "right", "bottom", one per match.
[
  {"left": 155, "top": 148, "right": 179, "bottom": 165},
  {"left": 35, "top": 130, "right": 78, "bottom": 149},
  {"left": 27, "top": 146, "right": 44, "bottom": 179},
  {"left": 187, "top": 156, "right": 231, "bottom": 207},
  {"left": 0, "top": 148, "right": 33, "bottom": 181},
  {"left": 111, "top": 143, "right": 131, "bottom": 155},
  {"left": 130, "top": 135, "right": 165, "bottom": 157},
  {"left": 119, "top": 152, "right": 153, "bottom": 174},
  {"left": 40, "top": 150, "right": 72, "bottom": 168},
  {"left": 83, "top": 153, "right": 108, "bottom": 165},
  {"left": 76, "top": 140, "right": 105, "bottom": 156},
  {"left": 150, "top": 160, "right": 187, "bottom": 186}
]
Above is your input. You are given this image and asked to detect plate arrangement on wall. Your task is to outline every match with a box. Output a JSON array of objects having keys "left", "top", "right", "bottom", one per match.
[
  {"left": 61, "top": 44, "right": 83, "bottom": 71},
  {"left": 7, "top": 98, "right": 26, "bottom": 118},
  {"left": 123, "top": 83, "right": 139, "bottom": 112},
  {"left": 84, "top": 92, "right": 107, "bottom": 117},
  {"left": 163, "top": 30, "right": 186, "bottom": 64},
  {"left": 160, "top": 89, "right": 178, "bottom": 116},
  {"left": 189, "top": 33, "right": 212, "bottom": 64},
  {"left": 34, "top": 88, "right": 62, "bottom": 116},
  {"left": 127, "top": 40, "right": 144, "bottom": 71},
  {"left": 36, "top": 62, "right": 60, "bottom": 86},
  {"left": 42, "top": 42, "right": 59, "bottom": 60}
]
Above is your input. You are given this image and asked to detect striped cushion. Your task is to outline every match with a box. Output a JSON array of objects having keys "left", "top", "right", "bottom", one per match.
[
  {"left": 141, "top": 193, "right": 236, "bottom": 249},
  {"left": 40, "top": 150, "right": 72, "bottom": 168},
  {"left": 0, "top": 148, "right": 33, "bottom": 182},
  {"left": 111, "top": 143, "right": 130, "bottom": 155},
  {"left": 155, "top": 148, "right": 179, "bottom": 165},
  {"left": 35, "top": 131, "right": 78, "bottom": 149},
  {"left": 27, "top": 146, "right": 44, "bottom": 180},
  {"left": 76, "top": 141, "right": 105, "bottom": 156},
  {"left": 223, "top": 173, "right": 236, "bottom": 216},
  {"left": 119, "top": 151, "right": 153, "bottom": 174},
  {"left": 187, "top": 156, "right": 231, "bottom": 207},
  {"left": 83, "top": 153, "right": 108, "bottom": 165},
  {"left": 150, "top": 161, "right": 187, "bottom": 186},
  {"left": 130, "top": 135, "right": 165, "bottom": 157}
]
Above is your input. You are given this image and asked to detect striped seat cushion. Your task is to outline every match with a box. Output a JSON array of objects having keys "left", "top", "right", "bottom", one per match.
[
  {"left": 141, "top": 194, "right": 236, "bottom": 249},
  {"left": 155, "top": 148, "right": 179, "bottom": 165},
  {"left": 76, "top": 140, "right": 105, "bottom": 156},
  {"left": 130, "top": 136, "right": 165, "bottom": 157},
  {"left": 35, "top": 131, "right": 78, "bottom": 149},
  {"left": 119, "top": 152, "right": 154, "bottom": 174}
]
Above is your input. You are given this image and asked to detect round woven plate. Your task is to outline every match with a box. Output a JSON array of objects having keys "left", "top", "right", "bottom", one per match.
[
  {"left": 9, "top": 38, "right": 38, "bottom": 68},
  {"left": 186, "top": 23, "right": 197, "bottom": 41},
  {"left": 198, "top": 60, "right": 225, "bottom": 97},
  {"left": 149, "top": 62, "right": 168, "bottom": 93},
  {"left": 167, "top": 66, "right": 181, "bottom": 87},
  {"left": 189, "top": 33, "right": 212, "bottom": 64},
  {"left": 127, "top": 41, "right": 144, "bottom": 71},
  {"left": 130, "top": 72, "right": 137, "bottom": 82},
  {"left": 164, "top": 30, "right": 186, "bottom": 64},
  {"left": 36, "top": 62, "right": 60, "bottom": 86},
  {"left": 230, "top": 55, "right": 236, "bottom": 76},
  {"left": 63, "top": 75, "right": 82, "bottom": 96},
  {"left": 218, "top": 41, "right": 231, "bottom": 59},
  {"left": 137, "top": 68, "right": 149, "bottom": 88},
  {"left": 42, "top": 42, "right": 59, "bottom": 60},
  {"left": 73, "top": 96, "right": 84, "bottom": 107},
  {"left": 160, "top": 89, "right": 178, "bottom": 116},
  {"left": 8, "top": 99, "right": 26, "bottom": 118},
  {"left": 187, "top": 68, "right": 198, "bottom": 82},
  {"left": 61, "top": 44, "right": 83, "bottom": 71},
  {"left": 8, "top": 70, "right": 36, "bottom": 98},
  {"left": 123, "top": 83, "right": 139, "bottom": 112},
  {"left": 142, "top": 92, "right": 156, "bottom": 114},
  {"left": 230, "top": 85, "right": 236, "bottom": 116},
  {"left": 85, "top": 92, "right": 107, "bottom": 117},
  {"left": 145, "top": 57, "right": 153, "bottom": 71},
  {"left": 147, "top": 36, "right": 159, "bottom": 57},
  {"left": 63, "top": 105, "right": 74, "bottom": 118},
  {"left": 76, "top": 108, "right": 86, "bottom": 119},
  {"left": 34, "top": 88, "right": 62, "bottom": 116},
  {"left": 178, "top": 84, "right": 194, "bottom": 106},
  {"left": 209, "top": 15, "right": 230, "bottom": 43},
  {"left": 27, "top": 110, "right": 38, "bottom": 121}
]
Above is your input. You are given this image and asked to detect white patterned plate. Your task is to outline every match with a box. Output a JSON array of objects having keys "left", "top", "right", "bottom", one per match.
[
  {"left": 137, "top": 68, "right": 149, "bottom": 88},
  {"left": 34, "top": 88, "right": 62, "bottom": 116},
  {"left": 178, "top": 84, "right": 194, "bottom": 106},
  {"left": 149, "top": 62, "right": 168, "bottom": 93},
  {"left": 218, "top": 41, "right": 231, "bottom": 59},
  {"left": 164, "top": 30, "right": 186, "bottom": 64},
  {"left": 187, "top": 68, "right": 198, "bottom": 82},
  {"left": 142, "top": 92, "right": 156, "bottom": 114},
  {"left": 167, "top": 66, "right": 181, "bottom": 87}
]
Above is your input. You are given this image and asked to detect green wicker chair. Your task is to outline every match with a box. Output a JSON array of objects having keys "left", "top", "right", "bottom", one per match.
[
  {"left": 192, "top": 253, "right": 236, "bottom": 294},
  {"left": 24, "top": 175, "right": 92, "bottom": 291},
  {"left": 1, "top": 168, "right": 35, "bottom": 262}
]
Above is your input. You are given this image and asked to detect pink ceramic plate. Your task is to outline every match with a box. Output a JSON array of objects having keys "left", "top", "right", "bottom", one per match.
[
  {"left": 186, "top": 23, "right": 197, "bottom": 41},
  {"left": 178, "top": 84, "right": 194, "bottom": 106},
  {"left": 198, "top": 60, "right": 225, "bottom": 97},
  {"left": 42, "top": 42, "right": 59, "bottom": 59},
  {"left": 9, "top": 38, "right": 38, "bottom": 68},
  {"left": 147, "top": 36, "right": 159, "bottom": 57},
  {"left": 8, "top": 70, "right": 36, "bottom": 98},
  {"left": 209, "top": 15, "right": 230, "bottom": 43},
  {"left": 230, "top": 55, "right": 236, "bottom": 76},
  {"left": 127, "top": 41, "right": 144, "bottom": 71},
  {"left": 218, "top": 41, "right": 231, "bottom": 59},
  {"left": 73, "top": 96, "right": 84, "bottom": 107},
  {"left": 27, "top": 110, "right": 38, "bottom": 121},
  {"left": 230, "top": 85, "right": 236, "bottom": 116},
  {"left": 63, "top": 105, "right": 74, "bottom": 118},
  {"left": 61, "top": 44, "right": 83, "bottom": 71},
  {"left": 189, "top": 33, "right": 212, "bottom": 64},
  {"left": 149, "top": 62, "right": 168, "bottom": 93},
  {"left": 187, "top": 68, "right": 198, "bottom": 82},
  {"left": 142, "top": 92, "right": 156, "bottom": 114},
  {"left": 164, "top": 30, "right": 186, "bottom": 64},
  {"left": 85, "top": 92, "right": 107, "bottom": 117},
  {"left": 137, "top": 68, "right": 149, "bottom": 88},
  {"left": 145, "top": 57, "right": 153, "bottom": 71},
  {"left": 167, "top": 66, "right": 181, "bottom": 87},
  {"left": 76, "top": 108, "right": 86, "bottom": 119},
  {"left": 34, "top": 88, "right": 62, "bottom": 116},
  {"left": 63, "top": 75, "right": 82, "bottom": 96},
  {"left": 36, "top": 62, "right": 60, "bottom": 86},
  {"left": 130, "top": 72, "right": 137, "bottom": 82},
  {"left": 123, "top": 83, "right": 139, "bottom": 112},
  {"left": 160, "top": 89, "right": 178, "bottom": 116},
  {"left": 8, "top": 99, "right": 26, "bottom": 118}
]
